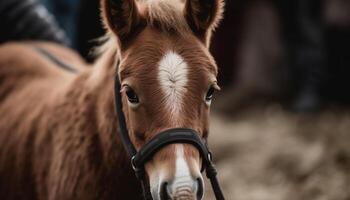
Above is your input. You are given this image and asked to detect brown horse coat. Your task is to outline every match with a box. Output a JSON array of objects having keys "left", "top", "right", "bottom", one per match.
[{"left": 0, "top": 42, "right": 142, "bottom": 200}]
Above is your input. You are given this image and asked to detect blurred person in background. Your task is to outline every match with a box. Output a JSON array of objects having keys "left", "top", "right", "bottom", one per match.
[
  {"left": 276, "top": 0, "right": 326, "bottom": 112},
  {"left": 39, "top": 0, "right": 107, "bottom": 62},
  {"left": 0, "top": 0, "right": 70, "bottom": 46},
  {"left": 212, "top": 0, "right": 350, "bottom": 113},
  {"left": 40, "top": 0, "right": 80, "bottom": 47},
  {"left": 275, "top": 0, "right": 350, "bottom": 111},
  {"left": 35, "top": 0, "right": 104, "bottom": 61}
]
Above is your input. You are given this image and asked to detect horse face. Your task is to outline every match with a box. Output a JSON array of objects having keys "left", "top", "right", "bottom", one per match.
[
  {"left": 119, "top": 28, "right": 219, "bottom": 199},
  {"left": 101, "top": 0, "right": 223, "bottom": 199}
]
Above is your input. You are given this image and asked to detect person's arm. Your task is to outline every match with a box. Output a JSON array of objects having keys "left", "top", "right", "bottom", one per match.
[{"left": 0, "top": 0, "right": 70, "bottom": 46}]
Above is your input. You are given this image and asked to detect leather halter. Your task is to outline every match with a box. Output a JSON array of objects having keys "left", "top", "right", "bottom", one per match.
[{"left": 114, "top": 70, "right": 225, "bottom": 200}]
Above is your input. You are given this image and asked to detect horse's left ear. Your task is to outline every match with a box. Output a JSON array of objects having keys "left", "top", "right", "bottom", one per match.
[{"left": 184, "top": 0, "right": 224, "bottom": 46}]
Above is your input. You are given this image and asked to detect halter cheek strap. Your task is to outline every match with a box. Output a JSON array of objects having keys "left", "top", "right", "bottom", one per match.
[{"left": 114, "top": 74, "right": 225, "bottom": 200}]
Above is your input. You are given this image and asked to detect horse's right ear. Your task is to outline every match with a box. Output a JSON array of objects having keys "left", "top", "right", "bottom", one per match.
[{"left": 101, "top": 0, "right": 142, "bottom": 46}]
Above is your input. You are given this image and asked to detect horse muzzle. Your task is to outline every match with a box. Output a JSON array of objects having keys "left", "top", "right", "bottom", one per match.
[{"left": 159, "top": 176, "right": 204, "bottom": 200}]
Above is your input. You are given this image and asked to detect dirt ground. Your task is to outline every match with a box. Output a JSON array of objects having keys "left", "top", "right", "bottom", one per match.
[{"left": 205, "top": 104, "right": 350, "bottom": 200}]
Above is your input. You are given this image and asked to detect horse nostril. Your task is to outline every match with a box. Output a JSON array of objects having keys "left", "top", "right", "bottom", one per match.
[
  {"left": 160, "top": 181, "right": 170, "bottom": 200},
  {"left": 161, "top": 177, "right": 203, "bottom": 199},
  {"left": 196, "top": 178, "right": 204, "bottom": 199}
]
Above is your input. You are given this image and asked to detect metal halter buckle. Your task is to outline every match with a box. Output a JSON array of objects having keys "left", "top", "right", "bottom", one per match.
[
  {"left": 131, "top": 155, "right": 137, "bottom": 171},
  {"left": 208, "top": 151, "right": 213, "bottom": 162}
]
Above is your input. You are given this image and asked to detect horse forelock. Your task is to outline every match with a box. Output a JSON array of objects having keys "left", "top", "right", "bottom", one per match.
[
  {"left": 141, "top": 0, "right": 190, "bottom": 33},
  {"left": 94, "top": 0, "right": 191, "bottom": 60}
]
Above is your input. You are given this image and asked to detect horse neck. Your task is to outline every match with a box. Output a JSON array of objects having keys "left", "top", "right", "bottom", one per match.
[
  {"left": 85, "top": 49, "right": 126, "bottom": 165},
  {"left": 48, "top": 51, "right": 142, "bottom": 198}
]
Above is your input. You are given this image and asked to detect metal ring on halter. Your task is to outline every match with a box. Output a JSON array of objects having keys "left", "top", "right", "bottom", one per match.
[
  {"left": 131, "top": 155, "right": 146, "bottom": 180},
  {"left": 131, "top": 155, "right": 137, "bottom": 171},
  {"left": 208, "top": 151, "right": 213, "bottom": 162}
]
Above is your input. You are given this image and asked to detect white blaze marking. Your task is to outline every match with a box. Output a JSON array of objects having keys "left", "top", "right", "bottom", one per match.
[
  {"left": 173, "top": 144, "right": 192, "bottom": 189},
  {"left": 157, "top": 52, "right": 194, "bottom": 196},
  {"left": 158, "top": 51, "right": 188, "bottom": 118}
]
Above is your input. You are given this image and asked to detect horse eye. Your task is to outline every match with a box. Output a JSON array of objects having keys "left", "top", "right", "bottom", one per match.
[
  {"left": 125, "top": 87, "right": 139, "bottom": 104},
  {"left": 205, "top": 86, "right": 215, "bottom": 102}
]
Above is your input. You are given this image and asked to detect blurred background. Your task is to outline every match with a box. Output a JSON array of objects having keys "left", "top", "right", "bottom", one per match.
[{"left": 1, "top": 0, "right": 350, "bottom": 199}]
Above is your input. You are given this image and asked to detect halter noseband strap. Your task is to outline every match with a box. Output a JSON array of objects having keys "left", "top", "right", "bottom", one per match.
[
  {"left": 114, "top": 74, "right": 225, "bottom": 200},
  {"left": 131, "top": 128, "right": 211, "bottom": 171}
]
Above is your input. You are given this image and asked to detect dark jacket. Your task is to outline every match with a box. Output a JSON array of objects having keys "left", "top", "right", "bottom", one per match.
[{"left": 0, "top": 0, "right": 70, "bottom": 45}]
